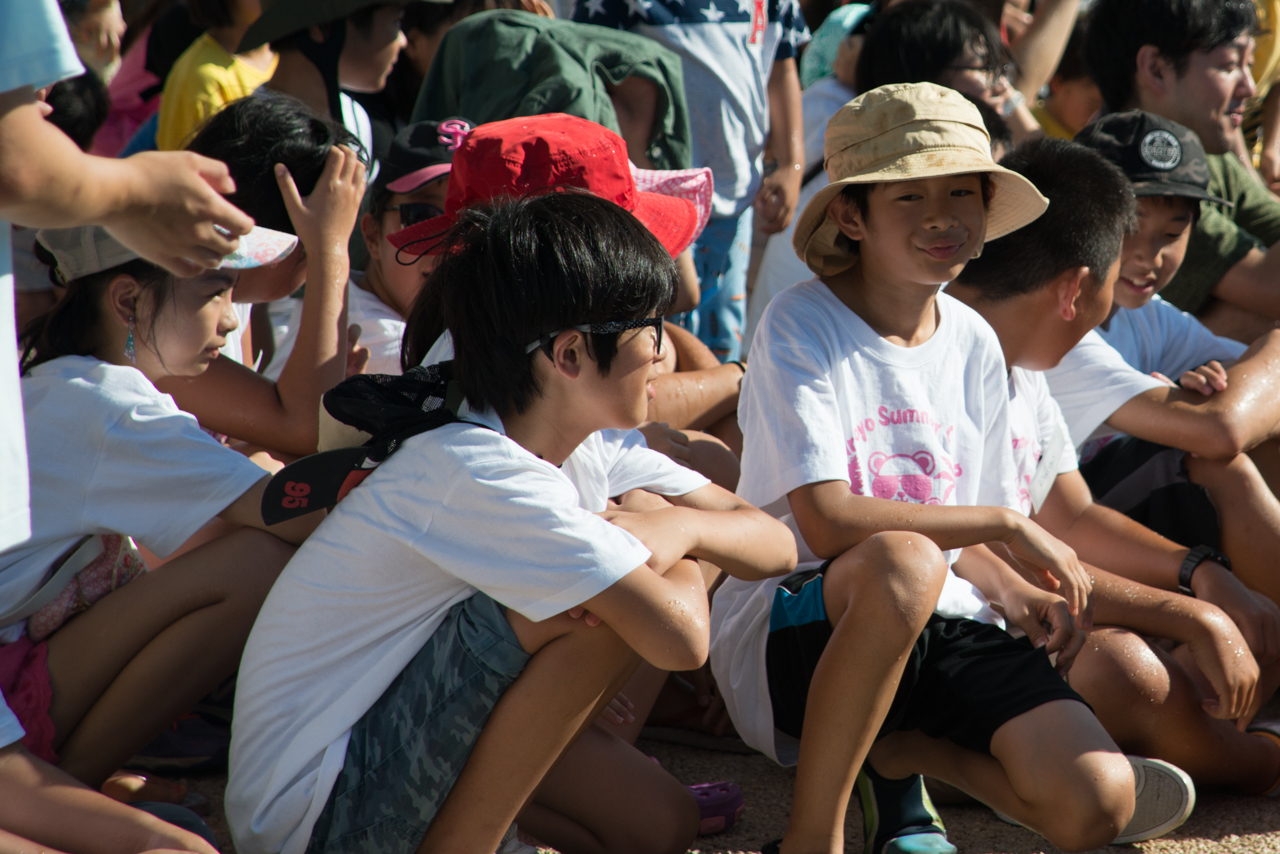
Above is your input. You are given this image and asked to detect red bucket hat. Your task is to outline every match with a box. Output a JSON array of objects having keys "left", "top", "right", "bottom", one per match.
[{"left": 387, "top": 114, "right": 701, "bottom": 259}]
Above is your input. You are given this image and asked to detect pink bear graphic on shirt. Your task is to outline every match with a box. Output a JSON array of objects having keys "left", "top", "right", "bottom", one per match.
[{"left": 851, "top": 450, "right": 962, "bottom": 504}]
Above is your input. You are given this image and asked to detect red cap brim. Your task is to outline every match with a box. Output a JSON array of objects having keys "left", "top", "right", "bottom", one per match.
[{"left": 388, "top": 191, "right": 700, "bottom": 260}]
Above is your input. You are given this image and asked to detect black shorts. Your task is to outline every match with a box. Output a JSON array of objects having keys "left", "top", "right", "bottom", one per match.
[
  {"left": 765, "top": 564, "right": 1087, "bottom": 756},
  {"left": 1078, "top": 436, "right": 1220, "bottom": 549}
]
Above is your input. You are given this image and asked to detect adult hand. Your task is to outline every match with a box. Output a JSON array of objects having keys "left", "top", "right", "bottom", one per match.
[
  {"left": 1185, "top": 602, "right": 1262, "bottom": 729},
  {"left": 1193, "top": 563, "right": 1280, "bottom": 663},
  {"left": 753, "top": 165, "right": 803, "bottom": 234},
  {"left": 1001, "top": 582, "right": 1082, "bottom": 676},
  {"left": 103, "top": 151, "right": 255, "bottom": 277},
  {"left": 275, "top": 145, "right": 367, "bottom": 261},
  {"left": 1179, "top": 361, "right": 1229, "bottom": 396},
  {"left": 1000, "top": 515, "right": 1093, "bottom": 629}
]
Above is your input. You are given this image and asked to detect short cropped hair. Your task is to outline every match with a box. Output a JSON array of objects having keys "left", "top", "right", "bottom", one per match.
[
  {"left": 955, "top": 138, "right": 1136, "bottom": 300},
  {"left": 857, "top": 0, "right": 1007, "bottom": 93},
  {"left": 402, "top": 192, "right": 677, "bottom": 416},
  {"left": 45, "top": 71, "right": 110, "bottom": 152},
  {"left": 184, "top": 91, "right": 361, "bottom": 234},
  {"left": 1085, "top": 0, "right": 1257, "bottom": 111}
]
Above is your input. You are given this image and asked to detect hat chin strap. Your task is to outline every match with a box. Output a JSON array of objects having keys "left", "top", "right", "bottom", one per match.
[{"left": 294, "top": 21, "right": 347, "bottom": 123}]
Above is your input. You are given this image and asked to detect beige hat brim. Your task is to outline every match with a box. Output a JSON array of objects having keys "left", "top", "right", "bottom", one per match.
[{"left": 791, "top": 147, "right": 1049, "bottom": 277}]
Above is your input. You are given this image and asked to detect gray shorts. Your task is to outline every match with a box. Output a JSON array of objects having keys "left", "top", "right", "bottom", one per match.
[{"left": 305, "top": 593, "right": 530, "bottom": 854}]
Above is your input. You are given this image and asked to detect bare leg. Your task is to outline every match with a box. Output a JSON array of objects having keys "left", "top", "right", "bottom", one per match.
[
  {"left": 46, "top": 529, "right": 293, "bottom": 786},
  {"left": 517, "top": 724, "right": 698, "bottom": 854},
  {"left": 868, "top": 700, "right": 1133, "bottom": 852},
  {"left": 598, "top": 662, "right": 669, "bottom": 745},
  {"left": 1068, "top": 627, "right": 1280, "bottom": 792},
  {"left": 1248, "top": 438, "right": 1280, "bottom": 504},
  {"left": 683, "top": 428, "right": 740, "bottom": 491},
  {"left": 705, "top": 413, "right": 743, "bottom": 458},
  {"left": 782, "top": 532, "right": 949, "bottom": 854},
  {"left": 1185, "top": 452, "right": 1280, "bottom": 605},
  {"left": 417, "top": 562, "right": 703, "bottom": 854}
]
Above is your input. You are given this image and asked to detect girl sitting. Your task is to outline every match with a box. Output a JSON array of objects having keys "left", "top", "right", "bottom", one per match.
[{"left": 0, "top": 224, "right": 321, "bottom": 793}]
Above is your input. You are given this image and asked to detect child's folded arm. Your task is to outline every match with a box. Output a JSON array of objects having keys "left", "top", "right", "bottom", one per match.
[
  {"left": 953, "top": 544, "right": 1084, "bottom": 674},
  {"left": 663, "top": 484, "right": 797, "bottom": 580},
  {"left": 579, "top": 558, "right": 710, "bottom": 673},
  {"left": 1090, "top": 567, "right": 1262, "bottom": 727},
  {"left": 1107, "top": 329, "right": 1280, "bottom": 459}
]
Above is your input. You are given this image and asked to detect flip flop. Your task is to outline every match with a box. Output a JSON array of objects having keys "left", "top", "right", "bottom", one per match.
[{"left": 687, "top": 780, "right": 744, "bottom": 836}]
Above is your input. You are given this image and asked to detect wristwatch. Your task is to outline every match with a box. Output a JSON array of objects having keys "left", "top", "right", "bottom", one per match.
[{"left": 1177, "top": 544, "right": 1232, "bottom": 596}]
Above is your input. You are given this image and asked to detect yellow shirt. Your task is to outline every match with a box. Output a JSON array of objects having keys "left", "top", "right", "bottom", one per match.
[
  {"left": 1031, "top": 103, "right": 1072, "bottom": 141},
  {"left": 155, "top": 33, "right": 277, "bottom": 151}
]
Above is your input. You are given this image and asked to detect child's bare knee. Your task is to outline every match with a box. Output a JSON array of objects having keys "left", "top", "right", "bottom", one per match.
[
  {"left": 860, "top": 531, "right": 947, "bottom": 614},
  {"left": 1041, "top": 754, "right": 1135, "bottom": 852},
  {"left": 1073, "top": 628, "right": 1169, "bottom": 704}
]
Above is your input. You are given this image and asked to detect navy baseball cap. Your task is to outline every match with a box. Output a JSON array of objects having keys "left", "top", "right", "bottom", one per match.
[{"left": 1074, "top": 111, "right": 1232, "bottom": 208}]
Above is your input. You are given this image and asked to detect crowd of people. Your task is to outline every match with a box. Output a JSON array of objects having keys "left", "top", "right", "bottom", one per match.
[{"left": 5, "top": 0, "right": 1280, "bottom": 852}]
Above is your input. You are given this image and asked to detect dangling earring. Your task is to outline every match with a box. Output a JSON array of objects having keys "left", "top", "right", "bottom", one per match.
[{"left": 124, "top": 317, "right": 136, "bottom": 364}]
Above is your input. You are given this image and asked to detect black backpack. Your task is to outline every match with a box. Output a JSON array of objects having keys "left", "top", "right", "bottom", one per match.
[{"left": 261, "top": 361, "right": 480, "bottom": 524}]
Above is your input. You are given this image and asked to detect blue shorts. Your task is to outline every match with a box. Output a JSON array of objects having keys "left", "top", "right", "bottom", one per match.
[
  {"left": 765, "top": 563, "right": 1087, "bottom": 755},
  {"left": 676, "top": 209, "right": 753, "bottom": 362},
  {"left": 306, "top": 593, "right": 529, "bottom": 854}
]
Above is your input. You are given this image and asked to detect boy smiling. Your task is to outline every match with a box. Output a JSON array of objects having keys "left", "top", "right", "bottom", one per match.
[{"left": 711, "top": 83, "right": 1163, "bottom": 854}]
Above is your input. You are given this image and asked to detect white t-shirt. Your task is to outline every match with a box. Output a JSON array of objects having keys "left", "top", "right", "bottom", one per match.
[
  {"left": 1044, "top": 330, "right": 1166, "bottom": 457},
  {"left": 711, "top": 282, "right": 1016, "bottom": 764},
  {"left": 220, "top": 303, "right": 254, "bottom": 366},
  {"left": 1097, "top": 296, "right": 1248, "bottom": 380},
  {"left": 1007, "top": 367, "right": 1078, "bottom": 516},
  {"left": 265, "top": 280, "right": 404, "bottom": 380},
  {"left": 0, "top": 0, "right": 85, "bottom": 553},
  {"left": 227, "top": 406, "right": 708, "bottom": 854},
  {"left": 0, "top": 689, "right": 24, "bottom": 750},
  {"left": 0, "top": 357, "right": 265, "bottom": 620}
]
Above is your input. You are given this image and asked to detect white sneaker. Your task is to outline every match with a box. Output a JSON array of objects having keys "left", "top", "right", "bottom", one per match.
[
  {"left": 1113, "top": 756, "right": 1195, "bottom": 844},
  {"left": 495, "top": 823, "right": 539, "bottom": 854}
]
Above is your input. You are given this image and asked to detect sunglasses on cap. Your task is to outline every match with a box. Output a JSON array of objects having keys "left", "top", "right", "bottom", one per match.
[
  {"left": 391, "top": 203, "right": 445, "bottom": 228},
  {"left": 525, "top": 318, "right": 664, "bottom": 360}
]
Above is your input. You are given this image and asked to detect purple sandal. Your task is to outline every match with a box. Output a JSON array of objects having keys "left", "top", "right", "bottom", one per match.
[{"left": 687, "top": 780, "right": 744, "bottom": 836}]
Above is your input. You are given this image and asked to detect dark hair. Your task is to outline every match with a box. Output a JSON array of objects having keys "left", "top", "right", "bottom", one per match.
[
  {"left": 857, "top": 0, "right": 1007, "bottom": 93},
  {"left": 21, "top": 244, "right": 174, "bottom": 373},
  {"left": 955, "top": 138, "right": 1137, "bottom": 300},
  {"left": 1085, "top": 0, "right": 1258, "bottom": 110},
  {"left": 402, "top": 192, "right": 676, "bottom": 415},
  {"left": 187, "top": 0, "right": 233, "bottom": 28},
  {"left": 184, "top": 91, "right": 361, "bottom": 233},
  {"left": 44, "top": 71, "right": 110, "bottom": 151}
]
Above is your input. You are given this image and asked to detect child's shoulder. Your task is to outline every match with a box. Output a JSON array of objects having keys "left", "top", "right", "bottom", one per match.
[
  {"left": 758, "top": 278, "right": 851, "bottom": 343},
  {"left": 24, "top": 356, "right": 166, "bottom": 410}
]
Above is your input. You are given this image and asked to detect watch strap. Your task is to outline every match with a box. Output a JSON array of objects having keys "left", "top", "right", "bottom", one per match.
[{"left": 1178, "top": 544, "right": 1231, "bottom": 596}]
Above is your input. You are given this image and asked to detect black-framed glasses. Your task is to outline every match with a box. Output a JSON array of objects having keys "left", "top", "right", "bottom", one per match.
[
  {"left": 525, "top": 318, "right": 664, "bottom": 359},
  {"left": 391, "top": 203, "right": 445, "bottom": 227}
]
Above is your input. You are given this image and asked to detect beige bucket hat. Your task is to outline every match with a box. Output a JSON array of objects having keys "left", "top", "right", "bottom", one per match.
[{"left": 792, "top": 82, "right": 1049, "bottom": 276}]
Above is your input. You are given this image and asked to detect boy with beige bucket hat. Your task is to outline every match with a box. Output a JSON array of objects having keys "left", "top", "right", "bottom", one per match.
[{"left": 710, "top": 83, "right": 1186, "bottom": 854}]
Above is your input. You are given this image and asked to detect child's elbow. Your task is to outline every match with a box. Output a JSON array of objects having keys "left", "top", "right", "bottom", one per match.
[
  {"left": 1199, "top": 415, "right": 1249, "bottom": 459},
  {"left": 651, "top": 631, "right": 709, "bottom": 673}
]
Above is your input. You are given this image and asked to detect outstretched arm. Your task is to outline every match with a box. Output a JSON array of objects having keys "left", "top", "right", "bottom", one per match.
[
  {"left": 0, "top": 86, "right": 252, "bottom": 277},
  {"left": 1106, "top": 329, "right": 1280, "bottom": 459},
  {"left": 1008, "top": 0, "right": 1082, "bottom": 101}
]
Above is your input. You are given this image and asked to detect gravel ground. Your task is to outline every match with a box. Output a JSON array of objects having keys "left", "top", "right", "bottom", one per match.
[{"left": 187, "top": 701, "right": 1280, "bottom": 854}]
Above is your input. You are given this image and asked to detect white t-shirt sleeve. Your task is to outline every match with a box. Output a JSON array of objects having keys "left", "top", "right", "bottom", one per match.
[
  {"left": 86, "top": 395, "right": 267, "bottom": 557},
  {"left": 0, "top": 0, "right": 84, "bottom": 93},
  {"left": 602, "top": 429, "right": 711, "bottom": 497},
  {"left": 1044, "top": 330, "right": 1166, "bottom": 449},
  {"left": 413, "top": 457, "right": 652, "bottom": 622},
  {"left": 737, "top": 336, "right": 847, "bottom": 509},
  {"left": 0, "top": 689, "right": 24, "bottom": 750}
]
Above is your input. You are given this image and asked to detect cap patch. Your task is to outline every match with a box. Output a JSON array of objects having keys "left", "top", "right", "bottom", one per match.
[
  {"left": 438, "top": 119, "right": 471, "bottom": 152},
  {"left": 1140, "top": 130, "right": 1182, "bottom": 170}
]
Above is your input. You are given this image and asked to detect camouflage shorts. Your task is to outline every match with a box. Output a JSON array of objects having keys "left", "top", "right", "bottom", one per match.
[{"left": 305, "top": 592, "right": 529, "bottom": 854}]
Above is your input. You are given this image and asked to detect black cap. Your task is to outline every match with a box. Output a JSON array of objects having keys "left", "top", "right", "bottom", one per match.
[
  {"left": 1074, "top": 111, "right": 1232, "bottom": 208},
  {"left": 373, "top": 117, "right": 474, "bottom": 196}
]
